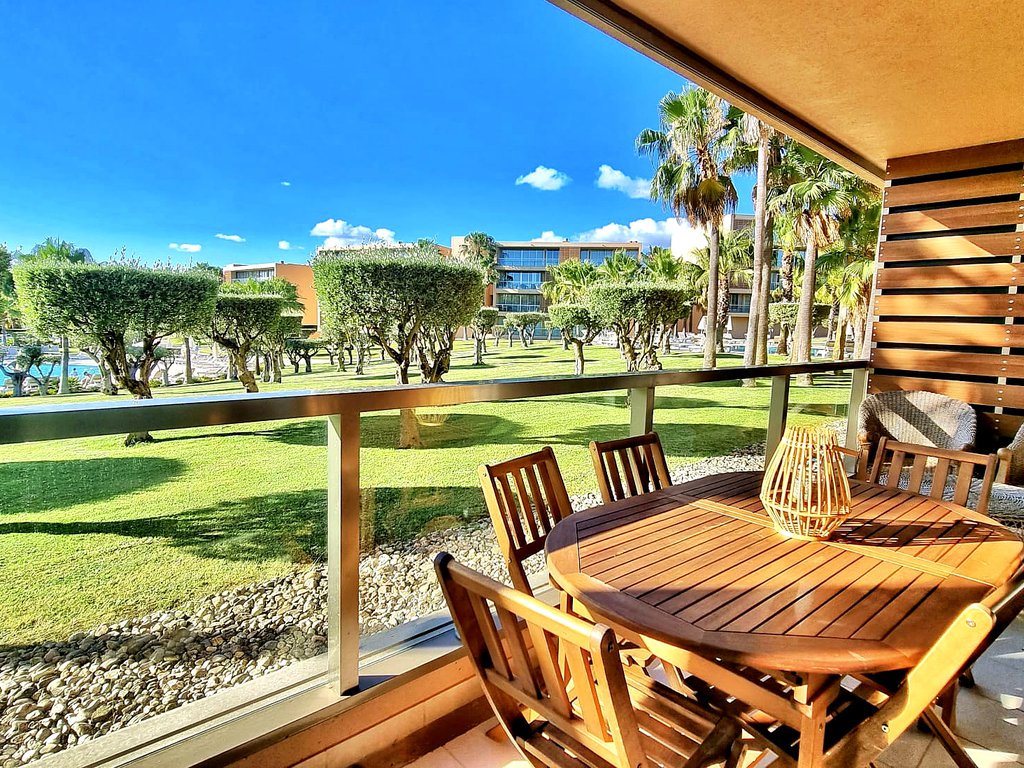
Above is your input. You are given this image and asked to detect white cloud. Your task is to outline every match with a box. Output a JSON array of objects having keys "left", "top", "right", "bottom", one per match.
[
  {"left": 279, "top": 240, "right": 292, "bottom": 250},
  {"left": 311, "top": 218, "right": 397, "bottom": 247},
  {"left": 515, "top": 165, "right": 570, "bottom": 191},
  {"left": 534, "top": 230, "right": 564, "bottom": 242},
  {"left": 215, "top": 233, "right": 245, "bottom": 243},
  {"left": 595, "top": 164, "right": 651, "bottom": 199},
  {"left": 168, "top": 243, "right": 202, "bottom": 253},
  {"left": 574, "top": 217, "right": 707, "bottom": 257},
  {"left": 280, "top": 181, "right": 291, "bottom": 186}
]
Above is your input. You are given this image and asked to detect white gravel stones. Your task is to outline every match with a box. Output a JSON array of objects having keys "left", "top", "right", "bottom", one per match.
[{"left": 0, "top": 436, "right": 819, "bottom": 766}]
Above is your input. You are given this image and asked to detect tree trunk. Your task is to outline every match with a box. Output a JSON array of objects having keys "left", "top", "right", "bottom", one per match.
[
  {"left": 716, "top": 275, "right": 729, "bottom": 353},
  {"left": 833, "top": 309, "right": 847, "bottom": 361},
  {"left": 273, "top": 353, "right": 283, "bottom": 383},
  {"left": 853, "top": 314, "right": 867, "bottom": 359},
  {"left": 395, "top": 363, "right": 422, "bottom": 449},
  {"left": 571, "top": 339, "right": 585, "bottom": 376},
  {"left": 183, "top": 338, "right": 194, "bottom": 383},
  {"left": 703, "top": 226, "right": 720, "bottom": 369},
  {"left": 474, "top": 335, "right": 484, "bottom": 365},
  {"left": 744, "top": 138, "right": 769, "bottom": 382},
  {"left": 794, "top": 234, "right": 818, "bottom": 384},
  {"left": 777, "top": 247, "right": 794, "bottom": 357},
  {"left": 755, "top": 239, "right": 772, "bottom": 365},
  {"left": 230, "top": 349, "right": 259, "bottom": 393},
  {"left": 58, "top": 336, "right": 70, "bottom": 394}
]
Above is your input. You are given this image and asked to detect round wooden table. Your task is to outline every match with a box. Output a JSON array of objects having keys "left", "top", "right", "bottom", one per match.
[{"left": 545, "top": 470, "right": 1024, "bottom": 767}]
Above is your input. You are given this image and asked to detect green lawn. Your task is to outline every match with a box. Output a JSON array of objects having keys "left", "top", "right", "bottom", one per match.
[{"left": 0, "top": 341, "right": 850, "bottom": 646}]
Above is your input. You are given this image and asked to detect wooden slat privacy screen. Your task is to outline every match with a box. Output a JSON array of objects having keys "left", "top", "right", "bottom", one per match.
[{"left": 869, "top": 139, "right": 1024, "bottom": 447}]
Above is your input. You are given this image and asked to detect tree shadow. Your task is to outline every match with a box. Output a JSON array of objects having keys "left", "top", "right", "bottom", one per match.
[
  {"left": 0, "top": 457, "right": 186, "bottom": 514},
  {"left": 265, "top": 413, "right": 528, "bottom": 451},
  {"left": 0, "top": 485, "right": 485, "bottom": 562},
  {"left": 549, "top": 421, "right": 767, "bottom": 460}
]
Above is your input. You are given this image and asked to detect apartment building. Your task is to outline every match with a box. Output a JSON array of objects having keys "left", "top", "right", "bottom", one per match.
[
  {"left": 222, "top": 262, "right": 319, "bottom": 329},
  {"left": 449, "top": 238, "right": 643, "bottom": 312}
]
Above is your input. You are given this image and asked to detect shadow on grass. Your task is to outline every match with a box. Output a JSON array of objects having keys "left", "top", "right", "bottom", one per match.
[
  {"left": 0, "top": 458, "right": 186, "bottom": 514},
  {"left": 0, "top": 485, "right": 485, "bottom": 561},
  {"left": 549, "top": 421, "right": 767, "bottom": 460}
]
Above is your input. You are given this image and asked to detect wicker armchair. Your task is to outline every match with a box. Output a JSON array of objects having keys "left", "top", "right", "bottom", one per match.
[
  {"left": 997, "top": 425, "right": 1024, "bottom": 485},
  {"left": 857, "top": 390, "right": 977, "bottom": 453}
]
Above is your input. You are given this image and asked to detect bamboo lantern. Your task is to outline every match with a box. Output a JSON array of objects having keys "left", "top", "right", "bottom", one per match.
[{"left": 761, "top": 426, "right": 851, "bottom": 540}]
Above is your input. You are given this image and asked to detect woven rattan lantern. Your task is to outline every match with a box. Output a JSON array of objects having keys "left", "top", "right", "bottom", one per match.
[{"left": 760, "top": 426, "right": 851, "bottom": 540}]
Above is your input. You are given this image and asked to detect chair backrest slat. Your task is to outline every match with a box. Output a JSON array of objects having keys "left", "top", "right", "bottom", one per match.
[
  {"left": 867, "top": 437, "right": 1000, "bottom": 516},
  {"left": 479, "top": 447, "right": 573, "bottom": 595},
  {"left": 590, "top": 432, "right": 672, "bottom": 504},
  {"left": 435, "top": 553, "right": 647, "bottom": 768}
]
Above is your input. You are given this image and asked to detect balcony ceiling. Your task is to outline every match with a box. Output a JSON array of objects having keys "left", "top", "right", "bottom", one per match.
[{"left": 549, "top": 0, "right": 1024, "bottom": 183}]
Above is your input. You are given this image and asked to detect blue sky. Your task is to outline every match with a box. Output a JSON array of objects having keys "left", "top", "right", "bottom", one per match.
[{"left": 0, "top": 1, "right": 754, "bottom": 266}]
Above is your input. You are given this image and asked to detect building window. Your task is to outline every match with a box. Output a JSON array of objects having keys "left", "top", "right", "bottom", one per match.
[
  {"left": 579, "top": 249, "right": 619, "bottom": 265},
  {"left": 496, "top": 294, "right": 542, "bottom": 312},
  {"left": 231, "top": 268, "right": 275, "bottom": 282},
  {"left": 498, "top": 248, "right": 559, "bottom": 268},
  {"left": 497, "top": 271, "right": 544, "bottom": 290},
  {"left": 729, "top": 293, "right": 752, "bottom": 313}
]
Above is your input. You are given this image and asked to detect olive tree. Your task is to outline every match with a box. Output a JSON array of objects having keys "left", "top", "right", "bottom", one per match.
[
  {"left": 504, "top": 311, "right": 546, "bottom": 347},
  {"left": 285, "top": 338, "right": 322, "bottom": 373},
  {"left": 208, "top": 290, "right": 284, "bottom": 393},
  {"left": 13, "top": 261, "right": 218, "bottom": 443},
  {"left": 312, "top": 243, "right": 483, "bottom": 447},
  {"left": 548, "top": 304, "right": 604, "bottom": 376},
  {"left": 470, "top": 307, "right": 499, "bottom": 365},
  {"left": 588, "top": 283, "right": 691, "bottom": 371}
]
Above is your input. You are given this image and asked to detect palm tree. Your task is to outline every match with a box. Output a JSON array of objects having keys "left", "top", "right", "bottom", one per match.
[
  {"left": 596, "top": 249, "right": 641, "bottom": 282},
  {"left": 769, "top": 146, "right": 861, "bottom": 380},
  {"left": 540, "top": 258, "right": 599, "bottom": 304},
  {"left": 728, "top": 114, "right": 783, "bottom": 370},
  {"left": 816, "top": 197, "right": 881, "bottom": 359},
  {"left": 637, "top": 87, "right": 737, "bottom": 369},
  {"left": 459, "top": 232, "right": 499, "bottom": 305},
  {"left": 685, "top": 229, "right": 753, "bottom": 352},
  {"left": 26, "top": 238, "right": 91, "bottom": 394}
]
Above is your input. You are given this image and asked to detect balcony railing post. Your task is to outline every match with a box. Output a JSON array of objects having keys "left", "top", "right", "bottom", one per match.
[
  {"left": 327, "top": 411, "right": 361, "bottom": 695},
  {"left": 629, "top": 386, "right": 655, "bottom": 435},
  {"left": 765, "top": 375, "right": 791, "bottom": 459},
  {"left": 844, "top": 366, "right": 869, "bottom": 460}
]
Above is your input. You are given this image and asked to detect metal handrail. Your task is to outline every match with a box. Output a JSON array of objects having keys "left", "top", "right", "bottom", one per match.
[{"left": 0, "top": 359, "right": 868, "bottom": 444}]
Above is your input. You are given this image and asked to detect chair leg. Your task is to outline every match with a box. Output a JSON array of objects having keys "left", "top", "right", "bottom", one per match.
[
  {"left": 938, "top": 681, "right": 959, "bottom": 732},
  {"left": 922, "top": 706, "right": 979, "bottom": 768},
  {"left": 960, "top": 666, "right": 976, "bottom": 688}
]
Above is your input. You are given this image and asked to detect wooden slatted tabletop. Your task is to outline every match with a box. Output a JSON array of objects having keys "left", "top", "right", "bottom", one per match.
[{"left": 546, "top": 471, "right": 1024, "bottom": 675}]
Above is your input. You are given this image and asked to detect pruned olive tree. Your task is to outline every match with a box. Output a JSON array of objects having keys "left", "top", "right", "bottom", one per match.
[
  {"left": 312, "top": 243, "right": 483, "bottom": 448},
  {"left": 548, "top": 304, "right": 604, "bottom": 376},
  {"left": 208, "top": 291, "right": 285, "bottom": 393},
  {"left": 471, "top": 307, "right": 499, "bottom": 365},
  {"left": 285, "top": 338, "right": 322, "bottom": 373},
  {"left": 504, "top": 311, "right": 546, "bottom": 347},
  {"left": 13, "top": 262, "right": 218, "bottom": 443},
  {"left": 588, "top": 283, "right": 691, "bottom": 371}
]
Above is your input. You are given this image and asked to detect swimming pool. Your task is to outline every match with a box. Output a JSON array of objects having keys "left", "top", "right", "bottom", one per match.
[{"left": 0, "top": 364, "right": 100, "bottom": 386}]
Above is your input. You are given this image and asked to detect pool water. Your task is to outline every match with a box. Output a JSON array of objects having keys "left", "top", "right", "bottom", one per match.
[{"left": 0, "top": 364, "right": 100, "bottom": 386}]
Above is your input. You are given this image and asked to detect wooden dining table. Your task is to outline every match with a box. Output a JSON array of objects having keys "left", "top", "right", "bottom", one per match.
[{"left": 545, "top": 470, "right": 1024, "bottom": 768}]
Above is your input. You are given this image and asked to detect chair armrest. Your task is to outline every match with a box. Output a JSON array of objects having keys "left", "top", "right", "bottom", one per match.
[{"left": 997, "top": 447, "right": 1013, "bottom": 484}]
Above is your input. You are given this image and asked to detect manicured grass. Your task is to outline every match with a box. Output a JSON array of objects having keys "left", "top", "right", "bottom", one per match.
[{"left": 0, "top": 341, "right": 849, "bottom": 646}]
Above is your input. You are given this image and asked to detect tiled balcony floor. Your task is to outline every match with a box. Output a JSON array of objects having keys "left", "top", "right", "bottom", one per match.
[{"left": 407, "top": 616, "right": 1024, "bottom": 768}]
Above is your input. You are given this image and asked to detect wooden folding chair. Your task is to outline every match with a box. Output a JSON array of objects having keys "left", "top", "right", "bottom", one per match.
[
  {"left": 434, "top": 553, "right": 745, "bottom": 768},
  {"left": 928, "top": 569, "right": 1024, "bottom": 766},
  {"left": 478, "top": 447, "right": 574, "bottom": 596},
  {"left": 867, "top": 437, "right": 1000, "bottom": 516},
  {"left": 589, "top": 432, "right": 672, "bottom": 504},
  {"left": 698, "top": 599, "right": 998, "bottom": 767}
]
